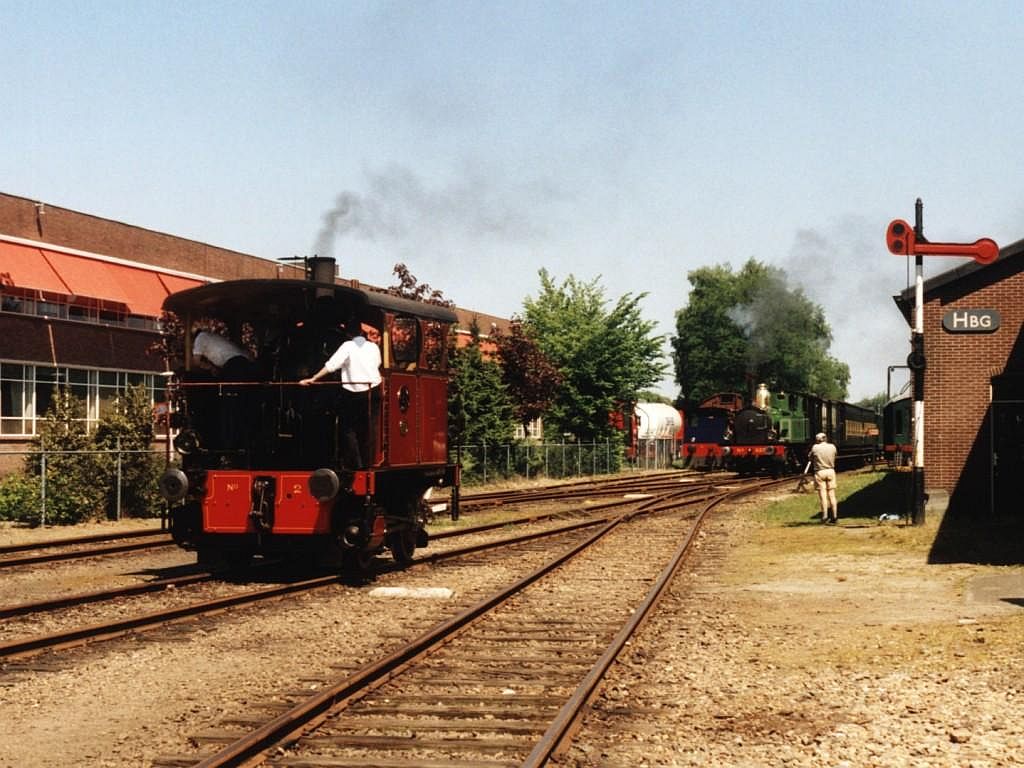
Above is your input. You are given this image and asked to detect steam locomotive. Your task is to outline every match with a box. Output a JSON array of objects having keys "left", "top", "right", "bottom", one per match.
[
  {"left": 727, "top": 384, "right": 880, "bottom": 475},
  {"left": 682, "top": 392, "right": 744, "bottom": 470},
  {"left": 157, "top": 258, "right": 459, "bottom": 570}
]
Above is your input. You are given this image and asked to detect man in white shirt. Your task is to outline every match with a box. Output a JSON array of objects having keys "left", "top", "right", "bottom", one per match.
[
  {"left": 300, "top": 330, "right": 382, "bottom": 391},
  {"left": 300, "top": 323, "right": 382, "bottom": 468},
  {"left": 193, "top": 331, "right": 254, "bottom": 380}
]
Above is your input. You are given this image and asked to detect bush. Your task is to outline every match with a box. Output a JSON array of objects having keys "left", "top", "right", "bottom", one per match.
[
  {"left": 0, "top": 473, "right": 42, "bottom": 524},
  {"left": 23, "top": 384, "right": 164, "bottom": 524}
]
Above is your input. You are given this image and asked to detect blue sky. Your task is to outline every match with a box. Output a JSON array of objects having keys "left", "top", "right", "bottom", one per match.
[{"left": 3, "top": 0, "right": 1022, "bottom": 400}]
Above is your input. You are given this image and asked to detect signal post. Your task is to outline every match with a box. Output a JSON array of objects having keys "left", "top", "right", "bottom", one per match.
[{"left": 886, "top": 199, "right": 998, "bottom": 525}]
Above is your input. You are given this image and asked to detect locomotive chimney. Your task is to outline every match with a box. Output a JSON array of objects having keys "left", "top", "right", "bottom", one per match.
[
  {"left": 308, "top": 256, "right": 337, "bottom": 284},
  {"left": 308, "top": 256, "right": 337, "bottom": 299}
]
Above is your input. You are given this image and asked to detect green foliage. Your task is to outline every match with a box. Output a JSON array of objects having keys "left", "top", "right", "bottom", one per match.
[
  {"left": 523, "top": 269, "right": 666, "bottom": 441},
  {"left": 492, "top": 317, "right": 562, "bottom": 433},
  {"left": 93, "top": 385, "right": 164, "bottom": 519},
  {"left": 856, "top": 391, "right": 888, "bottom": 411},
  {"left": 637, "top": 390, "right": 672, "bottom": 404},
  {"left": 26, "top": 388, "right": 107, "bottom": 524},
  {"left": 448, "top": 322, "right": 517, "bottom": 447},
  {"left": 21, "top": 385, "right": 163, "bottom": 525},
  {"left": 0, "top": 473, "right": 41, "bottom": 524},
  {"left": 672, "top": 259, "right": 849, "bottom": 402}
]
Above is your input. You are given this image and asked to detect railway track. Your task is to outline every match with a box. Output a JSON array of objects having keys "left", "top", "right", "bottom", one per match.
[
  {"left": 148, "top": 478, "right": 779, "bottom": 767},
  {"left": 0, "top": 477, "right": 758, "bottom": 665},
  {"left": 0, "top": 486, "right": 689, "bottom": 662},
  {"left": 0, "top": 472, "right": 724, "bottom": 627},
  {"left": 0, "top": 485, "right": 651, "bottom": 628},
  {"left": 0, "top": 471, "right": 707, "bottom": 571},
  {"left": 0, "top": 528, "right": 174, "bottom": 569},
  {"left": 456, "top": 469, "right": 704, "bottom": 509}
]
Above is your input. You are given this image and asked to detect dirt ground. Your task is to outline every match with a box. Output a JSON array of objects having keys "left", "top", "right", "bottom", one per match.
[
  {"left": 565, "top": 490, "right": 1024, "bottom": 767},
  {"left": 4, "top": 483, "right": 1024, "bottom": 767}
]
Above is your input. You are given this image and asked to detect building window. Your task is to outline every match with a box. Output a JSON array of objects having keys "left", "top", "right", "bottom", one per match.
[
  {"left": 0, "top": 361, "right": 165, "bottom": 437},
  {"left": 0, "top": 363, "right": 27, "bottom": 436},
  {"left": 1, "top": 288, "right": 157, "bottom": 331}
]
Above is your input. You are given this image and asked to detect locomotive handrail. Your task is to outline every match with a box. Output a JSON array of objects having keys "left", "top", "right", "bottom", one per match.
[{"left": 172, "top": 379, "right": 379, "bottom": 387}]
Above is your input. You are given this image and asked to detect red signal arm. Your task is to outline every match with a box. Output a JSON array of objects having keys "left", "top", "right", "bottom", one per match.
[{"left": 886, "top": 219, "right": 998, "bottom": 265}]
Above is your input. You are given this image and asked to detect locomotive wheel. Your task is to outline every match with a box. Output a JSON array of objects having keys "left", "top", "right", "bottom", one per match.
[
  {"left": 341, "top": 548, "right": 374, "bottom": 575},
  {"left": 196, "top": 546, "right": 218, "bottom": 567},
  {"left": 387, "top": 529, "right": 416, "bottom": 566}
]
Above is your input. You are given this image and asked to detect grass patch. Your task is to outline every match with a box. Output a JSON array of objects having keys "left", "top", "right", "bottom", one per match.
[
  {"left": 754, "top": 469, "right": 908, "bottom": 527},
  {"left": 743, "top": 469, "right": 945, "bottom": 557}
]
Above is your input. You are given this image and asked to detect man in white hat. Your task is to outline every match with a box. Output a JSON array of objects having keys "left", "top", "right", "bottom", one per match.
[{"left": 809, "top": 432, "right": 838, "bottom": 524}]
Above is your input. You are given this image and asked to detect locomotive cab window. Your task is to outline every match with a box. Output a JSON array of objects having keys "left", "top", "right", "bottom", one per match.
[
  {"left": 422, "top": 320, "right": 446, "bottom": 371},
  {"left": 391, "top": 316, "right": 420, "bottom": 369}
]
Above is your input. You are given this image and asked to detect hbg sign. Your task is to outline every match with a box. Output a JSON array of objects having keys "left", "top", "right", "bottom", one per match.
[{"left": 942, "top": 309, "right": 1000, "bottom": 333}]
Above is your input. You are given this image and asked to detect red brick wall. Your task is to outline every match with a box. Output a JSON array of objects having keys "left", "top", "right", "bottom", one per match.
[
  {"left": 2, "top": 192, "right": 494, "bottom": 332},
  {"left": 923, "top": 257, "right": 1024, "bottom": 511},
  {"left": 0, "top": 192, "right": 302, "bottom": 281}
]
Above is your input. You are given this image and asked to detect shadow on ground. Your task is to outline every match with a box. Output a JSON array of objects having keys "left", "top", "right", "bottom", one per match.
[
  {"left": 787, "top": 470, "right": 912, "bottom": 528},
  {"left": 786, "top": 470, "right": 1024, "bottom": 565},
  {"left": 929, "top": 512, "right": 1024, "bottom": 565}
]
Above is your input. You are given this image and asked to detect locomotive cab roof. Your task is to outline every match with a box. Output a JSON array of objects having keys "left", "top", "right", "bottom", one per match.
[{"left": 162, "top": 278, "right": 459, "bottom": 325}]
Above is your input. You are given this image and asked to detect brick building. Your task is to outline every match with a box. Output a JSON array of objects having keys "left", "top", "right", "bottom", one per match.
[
  {"left": 894, "top": 237, "right": 1024, "bottom": 516},
  {"left": 0, "top": 192, "right": 503, "bottom": 471}
]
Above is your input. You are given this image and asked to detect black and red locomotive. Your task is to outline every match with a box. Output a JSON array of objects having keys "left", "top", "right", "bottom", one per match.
[{"left": 157, "top": 258, "right": 459, "bottom": 570}]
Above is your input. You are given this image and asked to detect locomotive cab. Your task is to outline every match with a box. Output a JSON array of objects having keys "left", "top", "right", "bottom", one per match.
[{"left": 158, "top": 267, "right": 459, "bottom": 572}]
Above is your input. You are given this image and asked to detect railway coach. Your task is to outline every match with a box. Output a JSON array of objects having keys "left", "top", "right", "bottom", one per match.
[
  {"left": 156, "top": 258, "right": 459, "bottom": 570},
  {"left": 882, "top": 394, "right": 912, "bottom": 467}
]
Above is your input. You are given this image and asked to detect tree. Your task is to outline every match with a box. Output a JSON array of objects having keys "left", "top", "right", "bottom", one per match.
[
  {"left": 448, "top": 321, "right": 516, "bottom": 447},
  {"left": 672, "top": 259, "right": 849, "bottom": 402},
  {"left": 523, "top": 269, "right": 666, "bottom": 442},
  {"left": 93, "top": 384, "right": 163, "bottom": 518},
  {"left": 387, "top": 263, "right": 455, "bottom": 307},
  {"left": 856, "top": 392, "right": 888, "bottom": 411},
  {"left": 491, "top": 316, "right": 562, "bottom": 436},
  {"left": 26, "top": 388, "right": 107, "bottom": 524}
]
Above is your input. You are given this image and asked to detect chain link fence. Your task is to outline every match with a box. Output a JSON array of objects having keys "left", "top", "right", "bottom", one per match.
[
  {"left": 452, "top": 438, "right": 680, "bottom": 485},
  {"left": 0, "top": 447, "right": 166, "bottom": 526},
  {"left": 1, "top": 437, "right": 682, "bottom": 525}
]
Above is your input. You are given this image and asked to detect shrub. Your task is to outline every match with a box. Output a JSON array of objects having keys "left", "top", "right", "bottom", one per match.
[{"left": 0, "top": 473, "right": 42, "bottom": 524}]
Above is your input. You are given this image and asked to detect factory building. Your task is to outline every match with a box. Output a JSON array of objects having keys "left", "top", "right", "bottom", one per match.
[{"left": 0, "top": 192, "right": 501, "bottom": 472}]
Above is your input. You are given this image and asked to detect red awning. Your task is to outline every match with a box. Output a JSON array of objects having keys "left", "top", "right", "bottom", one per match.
[
  {"left": 0, "top": 239, "right": 206, "bottom": 317},
  {"left": 158, "top": 273, "right": 204, "bottom": 297},
  {"left": 42, "top": 250, "right": 133, "bottom": 308},
  {"left": 0, "top": 240, "right": 70, "bottom": 295},
  {"left": 105, "top": 262, "right": 180, "bottom": 317}
]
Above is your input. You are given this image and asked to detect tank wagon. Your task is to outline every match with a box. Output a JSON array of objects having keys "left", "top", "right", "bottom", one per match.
[
  {"left": 728, "top": 383, "right": 880, "bottom": 475},
  {"left": 157, "top": 258, "right": 459, "bottom": 570},
  {"left": 633, "top": 402, "right": 685, "bottom": 466}
]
